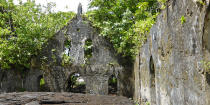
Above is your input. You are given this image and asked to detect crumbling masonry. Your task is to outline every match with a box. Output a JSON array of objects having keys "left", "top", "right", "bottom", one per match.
[
  {"left": 0, "top": 3, "right": 134, "bottom": 97},
  {"left": 0, "top": 1, "right": 210, "bottom": 105},
  {"left": 134, "top": 0, "right": 210, "bottom": 105}
]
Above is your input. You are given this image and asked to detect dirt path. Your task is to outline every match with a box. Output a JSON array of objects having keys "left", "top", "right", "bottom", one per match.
[{"left": 0, "top": 92, "right": 134, "bottom": 105}]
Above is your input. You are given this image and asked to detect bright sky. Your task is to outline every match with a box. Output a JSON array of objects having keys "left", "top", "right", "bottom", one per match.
[{"left": 14, "top": 0, "right": 90, "bottom": 13}]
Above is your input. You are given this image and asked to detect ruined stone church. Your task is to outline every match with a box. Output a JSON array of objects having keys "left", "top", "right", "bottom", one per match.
[
  {"left": 0, "top": 0, "right": 210, "bottom": 105},
  {"left": 0, "top": 3, "right": 134, "bottom": 97}
]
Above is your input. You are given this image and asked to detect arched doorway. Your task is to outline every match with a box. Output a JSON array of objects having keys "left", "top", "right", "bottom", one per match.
[
  {"left": 64, "top": 39, "right": 71, "bottom": 56},
  {"left": 108, "top": 75, "right": 118, "bottom": 95},
  {"left": 149, "top": 56, "right": 156, "bottom": 104},
  {"left": 66, "top": 73, "right": 86, "bottom": 93},
  {"left": 38, "top": 75, "right": 48, "bottom": 92}
]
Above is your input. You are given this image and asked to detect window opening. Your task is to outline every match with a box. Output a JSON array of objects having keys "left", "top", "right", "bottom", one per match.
[
  {"left": 108, "top": 75, "right": 118, "bottom": 95},
  {"left": 64, "top": 39, "right": 71, "bottom": 56},
  {"left": 84, "top": 39, "right": 93, "bottom": 59}
]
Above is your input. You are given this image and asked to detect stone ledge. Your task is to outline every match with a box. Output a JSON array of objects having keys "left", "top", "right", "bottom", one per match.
[{"left": 0, "top": 92, "right": 134, "bottom": 105}]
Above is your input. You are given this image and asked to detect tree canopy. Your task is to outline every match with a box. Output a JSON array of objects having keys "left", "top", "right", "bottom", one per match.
[
  {"left": 87, "top": 0, "right": 159, "bottom": 60},
  {"left": 0, "top": 0, "right": 75, "bottom": 69},
  {"left": 0, "top": 0, "right": 162, "bottom": 69}
]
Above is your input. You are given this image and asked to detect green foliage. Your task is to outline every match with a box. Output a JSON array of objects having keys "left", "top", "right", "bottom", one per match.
[
  {"left": 180, "top": 16, "right": 186, "bottom": 25},
  {"left": 197, "top": 0, "right": 205, "bottom": 5},
  {"left": 80, "top": 63, "right": 86, "bottom": 68},
  {"left": 51, "top": 54, "right": 56, "bottom": 63},
  {"left": 158, "top": 0, "right": 167, "bottom": 9},
  {"left": 64, "top": 39, "right": 71, "bottom": 49},
  {"left": 201, "top": 61, "right": 210, "bottom": 73},
  {"left": 40, "top": 78, "right": 45, "bottom": 86},
  {"left": 61, "top": 53, "right": 72, "bottom": 66},
  {"left": 146, "top": 102, "right": 151, "bottom": 105},
  {"left": 84, "top": 39, "right": 93, "bottom": 59},
  {"left": 69, "top": 74, "right": 77, "bottom": 88},
  {"left": 0, "top": 0, "right": 75, "bottom": 69},
  {"left": 109, "top": 75, "right": 117, "bottom": 85},
  {"left": 110, "top": 77, "right": 117, "bottom": 84},
  {"left": 135, "top": 102, "right": 140, "bottom": 105},
  {"left": 87, "top": 0, "right": 159, "bottom": 61},
  {"left": 158, "top": 0, "right": 167, "bottom": 3},
  {"left": 62, "top": 39, "right": 72, "bottom": 66}
]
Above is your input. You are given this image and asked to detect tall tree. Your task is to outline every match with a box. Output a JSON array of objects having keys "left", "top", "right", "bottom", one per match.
[
  {"left": 87, "top": 0, "right": 159, "bottom": 60},
  {"left": 0, "top": 0, "right": 75, "bottom": 69}
]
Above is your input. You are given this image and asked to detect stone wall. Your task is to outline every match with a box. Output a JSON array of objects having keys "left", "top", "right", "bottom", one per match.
[
  {"left": 32, "top": 6, "right": 134, "bottom": 97},
  {"left": 0, "top": 68, "right": 43, "bottom": 93},
  {"left": 134, "top": 0, "right": 210, "bottom": 105},
  {"left": 0, "top": 69, "right": 24, "bottom": 92}
]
